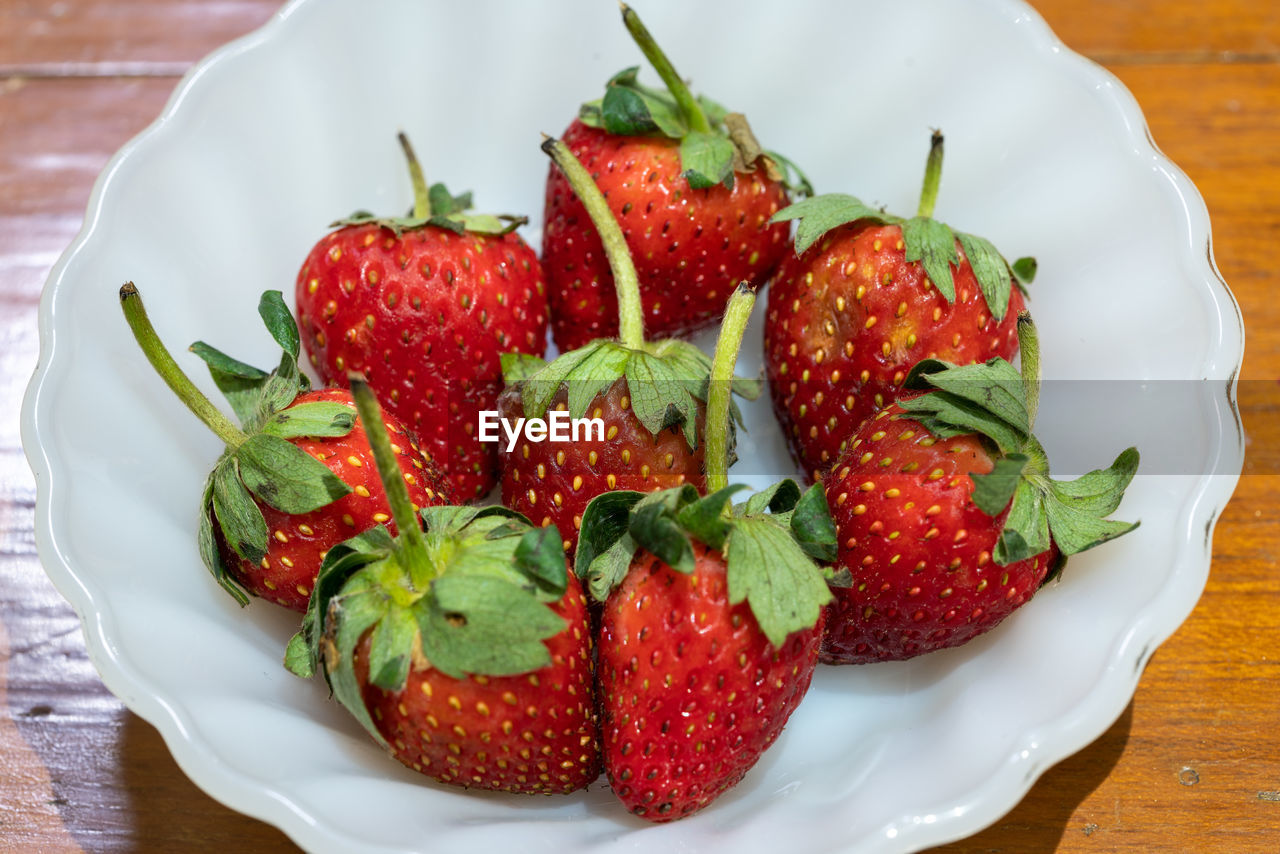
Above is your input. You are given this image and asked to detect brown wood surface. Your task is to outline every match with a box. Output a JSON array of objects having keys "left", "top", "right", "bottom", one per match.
[{"left": 1, "top": 1, "right": 1277, "bottom": 851}]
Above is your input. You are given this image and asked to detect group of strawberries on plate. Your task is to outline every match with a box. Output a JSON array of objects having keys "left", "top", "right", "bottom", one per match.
[{"left": 119, "top": 5, "right": 1139, "bottom": 824}]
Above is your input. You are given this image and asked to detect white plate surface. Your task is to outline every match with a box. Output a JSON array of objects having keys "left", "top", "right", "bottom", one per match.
[{"left": 21, "top": 0, "right": 1244, "bottom": 852}]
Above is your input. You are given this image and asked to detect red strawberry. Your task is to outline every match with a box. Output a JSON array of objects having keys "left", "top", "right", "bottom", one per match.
[
  {"left": 295, "top": 134, "right": 548, "bottom": 500},
  {"left": 821, "top": 315, "right": 1140, "bottom": 664},
  {"left": 286, "top": 378, "right": 600, "bottom": 794},
  {"left": 118, "top": 284, "right": 451, "bottom": 611},
  {"left": 542, "top": 4, "right": 807, "bottom": 351},
  {"left": 765, "top": 131, "right": 1036, "bottom": 481},
  {"left": 498, "top": 138, "right": 758, "bottom": 555},
  {"left": 575, "top": 285, "right": 836, "bottom": 821}
]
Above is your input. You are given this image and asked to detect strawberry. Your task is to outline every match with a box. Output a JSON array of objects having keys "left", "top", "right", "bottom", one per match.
[
  {"left": 765, "top": 131, "right": 1038, "bottom": 481},
  {"left": 821, "top": 314, "right": 1140, "bottom": 664},
  {"left": 286, "top": 378, "right": 599, "bottom": 794},
  {"left": 575, "top": 285, "right": 837, "bottom": 821},
  {"left": 295, "top": 133, "right": 548, "bottom": 500},
  {"left": 541, "top": 4, "right": 809, "bottom": 351},
  {"left": 118, "top": 284, "right": 451, "bottom": 611},
  {"left": 497, "top": 138, "right": 758, "bottom": 555}
]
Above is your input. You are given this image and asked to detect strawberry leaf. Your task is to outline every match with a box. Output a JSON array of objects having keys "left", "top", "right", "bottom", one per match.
[
  {"left": 211, "top": 456, "right": 268, "bottom": 566},
  {"left": 500, "top": 352, "right": 548, "bottom": 384},
  {"left": 788, "top": 483, "right": 838, "bottom": 562},
  {"left": 235, "top": 433, "right": 352, "bottom": 514},
  {"left": 772, "top": 193, "right": 900, "bottom": 255},
  {"left": 680, "top": 130, "right": 736, "bottom": 190},
  {"left": 628, "top": 485, "right": 702, "bottom": 573},
  {"left": 260, "top": 401, "right": 355, "bottom": 440},
  {"left": 762, "top": 149, "right": 814, "bottom": 198},
  {"left": 514, "top": 525, "right": 569, "bottom": 598},
  {"left": 1043, "top": 447, "right": 1140, "bottom": 555},
  {"left": 198, "top": 467, "right": 250, "bottom": 606},
  {"left": 995, "top": 479, "right": 1052, "bottom": 565},
  {"left": 901, "top": 216, "right": 959, "bottom": 302},
  {"left": 576, "top": 490, "right": 646, "bottom": 600},
  {"left": 1012, "top": 256, "right": 1038, "bottom": 285},
  {"left": 566, "top": 345, "right": 631, "bottom": 420},
  {"left": 416, "top": 574, "right": 565, "bottom": 680},
  {"left": 725, "top": 516, "right": 833, "bottom": 648},
  {"left": 908, "top": 358, "right": 1030, "bottom": 438},
  {"left": 365, "top": 605, "right": 417, "bottom": 691},
  {"left": 188, "top": 344, "right": 269, "bottom": 427},
  {"left": 742, "top": 479, "right": 802, "bottom": 516},
  {"left": 675, "top": 484, "right": 747, "bottom": 550},
  {"left": 957, "top": 232, "right": 1014, "bottom": 322},
  {"left": 599, "top": 66, "right": 689, "bottom": 138},
  {"left": 970, "top": 453, "right": 1029, "bottom": 516},
  {"left": 626, "top": 350, "right": 700, "bottom": 448},
  {"left": 258, "top": 290, "right": 300, "bottom": 359}
]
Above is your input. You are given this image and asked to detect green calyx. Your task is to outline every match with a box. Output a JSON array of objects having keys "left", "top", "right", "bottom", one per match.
[
  {"left": 120, "top": 284, "right": 355, "bottom": 606},
  {"left": 576, "top": 480, "right": 837, "bottom": 648},
  {"left": 284, "top": 381, "right": 570, "bottom": 747},
  {"left": 519, "top": 139, "right": 760, "bottom": 450},
  {"left": 898, "top": 312, "right": 1140, "bottom": 568},
  {"left": 771, "top": 130, "right": 1035, "bottom": 321},
  {"left": 500, "top": 337, "right": 759, "bottom": 453},
  {"left": 333, "top": 133, "right": 526, "bottom": 237},
  {"left": 576, "top": 5, "right": 811, "bottom": 195}
]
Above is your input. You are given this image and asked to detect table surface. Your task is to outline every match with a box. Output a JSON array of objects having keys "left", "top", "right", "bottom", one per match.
[{"left": 3, "top": 1, "right": 1278, "bottom": 851}]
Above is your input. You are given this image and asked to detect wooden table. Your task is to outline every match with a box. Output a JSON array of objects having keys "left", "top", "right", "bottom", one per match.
[{"left": 2, "top": 1, "right": 1276, "bottom": 851}]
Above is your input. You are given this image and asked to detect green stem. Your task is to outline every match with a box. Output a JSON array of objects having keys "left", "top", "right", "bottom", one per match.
[
  {"left": 620, "top": 3, "right": 711, "bottom": 134},
  {"left": 917, "top": 130, "right": 945, "bottom": 219},
  {"left": 705, "top": 282, "right": 756, "bottom": 493},
  {"left": 118, "top": 282, "right": 249, "bottom": 449},
  {"left": 348, "top": 375, "right": 430, "bottom": 570},
  {"left": 1016, "top": 311, "right": 1040, "bottom": 430},
  {"left": 542, "top": 136, "right": 645, "bottom": 349},
  {"left": 398, "top": 132, "right": 431, "bottom": 220}
]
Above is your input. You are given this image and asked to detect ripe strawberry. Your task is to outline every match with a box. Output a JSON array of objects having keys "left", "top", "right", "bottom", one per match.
[
  {"left": 822, "top": 315, "right": 1140, "bottom": 664},
  {"left": 765, "top": 131, "right": 1037, "bottom": 481},
  {"left": 575, "top": 285, "right": 837, "bottom": 821},
  {"left": 295, "top": 133, "right": 548, "bottom": 500},
  {"left": 118, "top": 284, "right": 451, "bottom": 611},
  {"left": 286, "top": 379, "right": 600, "bottom": 794},
  {"left": 498, "top": 138, "right": 757, "bottom": 554},
  {"left": 542, "top": 4, "right": 808, "bottom": 351}
]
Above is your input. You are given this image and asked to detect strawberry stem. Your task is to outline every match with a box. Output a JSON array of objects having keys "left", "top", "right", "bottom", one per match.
[
  {"left": 1016, "top": 311, "right": 1040, "bottom": 430},
  {"left": 348, "top": 374, "right": 430, "bottom": 569},
  {"left": 118, "top": 282, "right": 249, "bottom": 450},
  {"left": 620, "top": 3, "right": 711, "bottom": 135},
  {"left": 398, "top": 132, "right": 432, "bottom": 220},
  {"left": 917, "top": 130, "right": 944, "bottom": 219},
  {"left": 705, "top": 282, "right": 756, "bottom": 493},
  {"left": 542, "top": 136, "right": 645, "bottom": 349}
]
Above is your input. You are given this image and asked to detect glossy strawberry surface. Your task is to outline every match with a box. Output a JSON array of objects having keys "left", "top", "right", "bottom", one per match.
[
  {"left": 765, "top": 222, "right": 1024, "bottom": 481},
  {"left": 597, "top": 542, "right": 823, "bottom": 820},
  {"left": 296, "top": 223, "right": 547, "bottom": 500},
  {"left": 353, "top": 572, "right": 601, "bottom": 794},
  {"left": 543, "top": 119, "right": 790, "bottom": 351},
  {"left": 821, "top": 405, "right": 1056, "bottom": 664},
  {"left": 496, "top": 378, "right": 706, "bottom": 554}
]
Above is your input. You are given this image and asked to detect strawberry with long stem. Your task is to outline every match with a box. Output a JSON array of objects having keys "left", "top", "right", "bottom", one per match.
[
  {"left": 541, "top": 3, "right": 809, "bottom": 351},
  {"left": 576, "top": 284, "right": 839, "bottom": 822},
  {"left": 497, "top": 136, "right": 758, "bottom": 554},
  {"left": 119, "top": 283, "right": 448, "bottom": 610},
  {"left": 296, "top": 133, "right": 548, "bottom": 500},
  {"left": 286, "top": 377, "right": 600, "bottom": 794},
  {"left": 765, "top": 131, "right": 1037, "bottom": 481},
  {"left": 821, "top": 313, "right": 1139, "bottom": 663}
]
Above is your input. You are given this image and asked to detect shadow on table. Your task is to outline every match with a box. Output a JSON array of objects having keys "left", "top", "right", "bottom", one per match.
[
  {"left": 120, "top": 712, "right": 300, "bottom": 852},
  {"left": 924, "top": 699, "right": 1135, "bottom": 853}
]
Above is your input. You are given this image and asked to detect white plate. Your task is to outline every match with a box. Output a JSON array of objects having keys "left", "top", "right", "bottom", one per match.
[{"left": 21, "top": 0, "right": 1244, "bottom": 851}]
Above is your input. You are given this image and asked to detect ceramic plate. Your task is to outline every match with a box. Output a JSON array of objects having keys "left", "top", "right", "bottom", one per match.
[{"left": 21, "top": 0, "right": 1243, "bottom": 851}]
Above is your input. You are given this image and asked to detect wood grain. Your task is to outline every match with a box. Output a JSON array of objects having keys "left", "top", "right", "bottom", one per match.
[{"left": 1, "top": 1, "right": 1277, "bottom": 852}]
